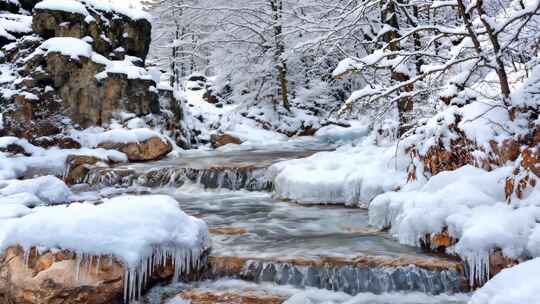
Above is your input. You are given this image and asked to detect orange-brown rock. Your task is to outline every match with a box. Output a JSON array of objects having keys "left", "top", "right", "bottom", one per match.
[
  {"left": 0, "top": 246, "right": 124, "bottom": 304},
  {"left": 489, "top": 250, "right": 518, "bottom": 278},
  {"left": 210, "top": 133, "right": 242, "bottom": 149},
  {"left": 426, "top": 228, "right": 456, "bottom": 251},
  {"left": 176, "top": 289, "right": 287, "bottom": 304},
  {"left": 209, "top": 226, "right": 248, "bottom": 236},
  {"left": 64, "top": 155, "right": 107, "bottom": 185},
  {"left": 98, "top": 137, "right": 173, "bottom": 162},
  {"left": 209, "top": 254, "right": 464, "bottom": 277},
  {"left": 0, "top": 246, "right": 209, "bottom": 304}
]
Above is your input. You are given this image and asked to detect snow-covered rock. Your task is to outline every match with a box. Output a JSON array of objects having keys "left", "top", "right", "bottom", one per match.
[
  {"left": 369, "top": 165, "right": 540, "bottom": 286},
  {"left": 0, "top": 194, "right": 210, "bottom": 304},
  {"left": 270, "top": 136, "right": 410, "bottom": 206},
  {"left": 39, "top": 37, "right": 93, "bottom": 60},
  {"left": 34, "top": 0, "right": 90, "bottom": 16},
  {"left": 0, "top": 175, "right": 72, "bottom": 205}
]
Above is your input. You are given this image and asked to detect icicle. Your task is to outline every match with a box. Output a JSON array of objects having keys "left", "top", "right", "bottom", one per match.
[{"left": 75, "top": 253, "right": 82, "bottom": 281}]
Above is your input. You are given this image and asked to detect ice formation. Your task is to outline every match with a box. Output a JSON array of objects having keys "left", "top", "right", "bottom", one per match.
[
  {"left": 0, "top": 195, "right": 210, "bottom": 303},
  {"left": 269, "top": 136, "right": 411, "bottom": 206}
]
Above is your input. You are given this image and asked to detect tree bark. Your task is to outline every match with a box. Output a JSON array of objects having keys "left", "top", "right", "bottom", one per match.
[
  {"left": 270, "top": 0, "right": 291, "bottom": 111},
  {"left": 381, "top": 0, "right": 413, "bottom": 136}
]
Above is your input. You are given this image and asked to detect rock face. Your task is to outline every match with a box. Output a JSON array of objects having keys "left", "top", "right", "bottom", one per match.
[
  {"left": 98, "top": 136, "right": 173, "bottom": 162},
  {"left": 32, "top": 1, "right": 151, "bottom": 61},
  {"left": 0, "top": 0, "right": 163, "bottom": 144},
  {"left": 0, "top": 246, "right": 210, "bottom": 304},
  {"left": 0, "top": 247, "right": 124, "bottom": 304}
]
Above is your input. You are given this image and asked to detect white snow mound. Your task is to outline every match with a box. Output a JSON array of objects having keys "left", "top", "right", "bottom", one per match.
[
  {"left": 0, "top": 194, "right": 210, "bottom": 267},
  {"left": 469, "top": 258, "right": 540, "bottom": 304}
]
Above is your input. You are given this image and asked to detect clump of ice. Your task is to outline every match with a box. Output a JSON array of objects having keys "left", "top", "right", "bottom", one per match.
[
  {"left": 469, "top": 257, "right": 540, "bottom": 304},
  {"left": 270, "top": 135, "right": 412, "bottom": 206},
  {"left": 0, "top": 194, "right": 210, "bottom": 303},
  {"left": 314, "top": 121, "right": 370, "bottom": 144}
]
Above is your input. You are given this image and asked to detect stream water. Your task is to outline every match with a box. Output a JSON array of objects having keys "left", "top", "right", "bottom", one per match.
[{"left": 78, "top": 146, "right": 470, "bottom": 304}]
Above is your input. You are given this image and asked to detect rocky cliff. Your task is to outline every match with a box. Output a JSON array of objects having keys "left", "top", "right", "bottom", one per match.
[{"left": 0, "top": 0, "right": 189, "bottom": 151}]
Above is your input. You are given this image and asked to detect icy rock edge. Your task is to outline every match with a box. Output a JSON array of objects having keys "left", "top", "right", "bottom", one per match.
[{"left": 0, "top": 195, "right": 211, "bottom": 304}]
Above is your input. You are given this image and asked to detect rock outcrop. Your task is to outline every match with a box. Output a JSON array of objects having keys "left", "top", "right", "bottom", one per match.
[
  {"left": 0, "top": 246, "right": 124, "bottom": 304},
  {"left": 0, "top": 246, "right": 207, "bottom": 304},
  {"left": 0, "top": 0, "right": 164, "bottom": 146},
  {"left": 32, "top": 0, "right": 151, "bottom": 61}
]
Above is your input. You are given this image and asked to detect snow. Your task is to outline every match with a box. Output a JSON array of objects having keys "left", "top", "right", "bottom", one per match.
[
  {"left": 0, "top": 176, "right": 73, "bottom": 205},
  {"left": 368, "top": 165, "right": 540, "bottom": 286},
  {"left": 0, "top": 193, "right": 44, "bottom": 207},
  {"left": 270, "top": 135, "right": 411, "bottom": 206},
  {"left": 314, "top": 122, "right": 370, "bottom": 144},
  {"left": 0, "top": 13, "right": 32, "bottom": 36},
  {"left": 0, "top": 194, "right": 210, "bottom": 302},
  {"left": 95, "top": 58, "right": 154, "bottom": 81},
  {"left": 72, "top": 127, "right": 165, "bottom": 146},
  {"left": 83, "top": 0, "right": 151, "bottom": 20},
  {"left": 0, "top": 136, "right": 127, "bottom": 180},
  {"left": 39, "top": 37, "right": 93, "bottom": 60},
  {"left": 0, "top": 204, "right": 31, "bottom": 220},
  {"left": 469, "top": 258, "right": 540, "bottom": 304},
  {"left": 34, "top": 0, "right": 90, "bottom": 16},
  {"left": 0, "top": 194, "right": 209, "bottom": 266},
  {"left": 284, "top": 290, "right": 469, "bottom": 304}
]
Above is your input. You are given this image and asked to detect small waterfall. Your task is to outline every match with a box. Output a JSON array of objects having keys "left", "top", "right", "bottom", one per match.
[
  {"left": 237, "top": 260, "right": 462, "bottom": 295},
  {"left": 84, "top": 166, "right": 273, "bottom": 191}
]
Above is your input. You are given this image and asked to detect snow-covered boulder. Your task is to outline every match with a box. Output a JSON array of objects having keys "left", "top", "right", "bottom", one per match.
[
  {"left": 270, "top": 138, "right": 409, "bottom": 206},
  {"left": 0, "top": 195, "right": 210, "bottom": 304},
  {"left": 0, "top": 175, "right": 72, "bottom": 205},
  {"left": 95, "top": 129, "right": 172, "bottom": 161}
]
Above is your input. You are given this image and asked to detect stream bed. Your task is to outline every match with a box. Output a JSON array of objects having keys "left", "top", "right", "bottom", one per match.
[{"left": 74, "top": 146, "right": 470, "bottom": 304}]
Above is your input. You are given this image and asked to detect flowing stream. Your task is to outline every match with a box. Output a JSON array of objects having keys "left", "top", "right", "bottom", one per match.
[{"left": 78, "top": 146, "right": 470, "bottom": 304}]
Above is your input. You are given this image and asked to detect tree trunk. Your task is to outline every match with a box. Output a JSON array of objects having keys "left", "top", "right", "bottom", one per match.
[
  {"left": 381, "top": 0, "right": 413, "bottom": 136},
  {"left": 270, "top": 0, "right": 290, "bottom": 111}
]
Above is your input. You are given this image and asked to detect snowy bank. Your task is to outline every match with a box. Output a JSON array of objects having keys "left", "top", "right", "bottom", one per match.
[
  {"left": 0, "top": 136, "right": 127, "bottom": 180},
  {"left": 369, "top": 165, "right": 540, "bottom": 286}
]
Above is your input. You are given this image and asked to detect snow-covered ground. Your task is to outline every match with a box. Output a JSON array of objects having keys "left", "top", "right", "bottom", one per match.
[{"left": 469, "top": 257, "right": 540, "bottom": 304}]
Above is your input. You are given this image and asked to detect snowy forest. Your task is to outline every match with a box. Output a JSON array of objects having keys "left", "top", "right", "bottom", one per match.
[{"left": 0, "top": 0, "right": 538, "bottom": 303}]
